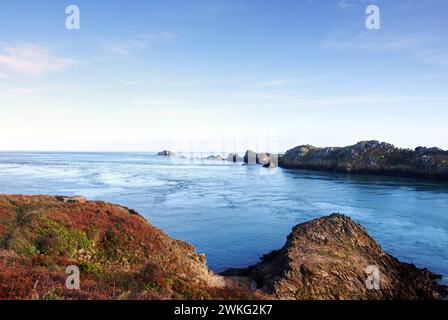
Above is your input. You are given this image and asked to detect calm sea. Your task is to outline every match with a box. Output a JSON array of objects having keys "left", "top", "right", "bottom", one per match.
[{"left": 0, "top": 152, "right": 447, "bottom": 283}]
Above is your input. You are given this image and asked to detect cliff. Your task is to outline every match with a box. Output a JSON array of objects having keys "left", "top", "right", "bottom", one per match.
[
  {"left": 222, "top": 214, "right": 447, "bottom": 300},
  {"left": 0, "top": 195, "right": 255, "bottom": 300},
  {"left": 0, "top": 195, "right": 445, "bottom": 300},
  {"left": 278, "top": 140, "right": 448, "bottom": 180}
]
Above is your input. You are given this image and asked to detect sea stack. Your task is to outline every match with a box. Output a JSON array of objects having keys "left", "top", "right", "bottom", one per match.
[
  {"left": 223, "top": 214, "right": 447, "bottom": 300},
  {"left": 158, "top": 150, "right": 176, "bottom": 156}
]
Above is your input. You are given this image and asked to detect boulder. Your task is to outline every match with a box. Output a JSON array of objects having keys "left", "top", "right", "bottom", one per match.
[
  {"left": 56, "top": 195, "right": 87, "bottom": 203},
  {"left": 243, "top": 150, "right": 258, "bottom": 164},
  {"left": 226, "top": 153, "right": 244, "bottom": 163},
  {"left": 259, "top": 153, "right": 278, "bottom": 168},
  {"left": 222, "top": 213, "right": 447, "bottom": 300},
  {"left": 205, "top": 155, "right": 224, "bottom": 161},
  {"left": 243, "top": 151, "right": 278, "bottom": 167},
  {"left": 256, "top": 153, "right": 270, "bottom": 165},
  {"left": 158, "top": 150, "right": 176, "bottom": 156}
]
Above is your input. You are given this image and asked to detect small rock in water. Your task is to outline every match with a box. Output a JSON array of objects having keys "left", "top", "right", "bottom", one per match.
[
  {"left": 158, "top": 150, "right": 176, "bottom": 156},
  {"left": 226, "top": 153, "right": 243, "bottom": 162}
]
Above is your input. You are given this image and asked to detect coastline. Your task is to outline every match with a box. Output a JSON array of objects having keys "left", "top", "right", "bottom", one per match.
[
  {"left": 277, "top": 141, "right": 448, "bottom": 181},
  {"left": 157, "top": 140, "right": 448, "bottom": 182},
  {"left": 277, "top": 163, "right": 448, "bottom": 181},
  {"left": 0, "top": 195, "right": 446, "bottom": 300}
]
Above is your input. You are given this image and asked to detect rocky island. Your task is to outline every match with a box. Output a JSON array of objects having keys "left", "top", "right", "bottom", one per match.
[
  {"left": 0, "top": 195, "right": 445, "bottom": 300},
  {"left": 278, "top": 141, "right": 448, "bottom": 181},
  {"left": 158, "top": 150, "right": 176, "bottom": 156}
]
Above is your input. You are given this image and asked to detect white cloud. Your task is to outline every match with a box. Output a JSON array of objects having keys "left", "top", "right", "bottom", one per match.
[
  {"left": 0, "top": 84, "right": 74, "bottom": 99},
  {"left": 237, "top": 92, "right": 448, "bottom": 107},
  {"left": 127, "top": 96, "right": 204, "bottom": 118},
  {"left": 133, "top": 108, "right": 200, "bottom": 118},
  {"left": 337, "top": 0, "right": 357, "bottom": 10},
  {"left": 121, "top": 80, "right": 141, "bottom": 86},
  {"left": 337, "top": 0, "right": 380, "bottom": 10},
  {"left": 321, "top": 31, "right": 428, "bottom": 52},
  {"left": 0, "top": 43, "right": 78, "bottom": 77},
  {"left": 0, "top": 86, "right": 37, "bottom": 99},
  {"left": 129, "top": 98, "right": 183, "bottom": 106},
  {"left": 102, "top": 32, "right": 178, "bottom": 56},
  {"left": 321, "top": 30, "right": 448, "bottom": 67},
  {"left": 419, "top": 50, "right": 448, "bottom": 66},
  {"left": 109, "top": 75, "right": 142, "bottom": 86},
  {"left": 253, "top": 79, "right": 297, "bottom": 88}
]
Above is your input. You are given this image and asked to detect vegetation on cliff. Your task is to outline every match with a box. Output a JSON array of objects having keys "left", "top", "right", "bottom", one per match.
[
  {"left": 278, "top": 141, "right": 448, "bottom": 180},
  {"left": 0, "top": 195, "right": 255, "bottom": 300}
]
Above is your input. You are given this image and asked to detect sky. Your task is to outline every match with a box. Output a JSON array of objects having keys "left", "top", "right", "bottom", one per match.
[{"left": 0, "top": 0, "right": 447, "bottom": 152}]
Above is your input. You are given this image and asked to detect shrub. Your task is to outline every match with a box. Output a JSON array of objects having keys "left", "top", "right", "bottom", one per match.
[{"left": 35, "top": 220, "right": 94, "bottom": 258}]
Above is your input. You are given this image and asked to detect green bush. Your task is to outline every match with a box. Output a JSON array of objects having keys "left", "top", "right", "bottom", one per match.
[{"left": 35, "top": 219, "right": 94, "bottom": 258}]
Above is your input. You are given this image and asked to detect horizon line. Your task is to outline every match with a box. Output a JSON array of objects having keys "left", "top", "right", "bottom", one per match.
[{"left": 0, "top": 140, "right": 446, "bottom": 154}]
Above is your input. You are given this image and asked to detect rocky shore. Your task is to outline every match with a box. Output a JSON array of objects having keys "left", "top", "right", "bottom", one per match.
[
  {"left": 278, "top": 141, "right": 448, "bottom": 181},
  {"left": 159, "top": 140, "right": 448, "bottom": 181},
  {"left": 0, "top": 195, "right": 445, "bottom": 300},
  {"left": 222, "top": 214, "right": 447, "bottom": 300}
]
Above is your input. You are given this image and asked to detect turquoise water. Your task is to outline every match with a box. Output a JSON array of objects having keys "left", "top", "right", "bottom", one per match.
[{"left": 0, "top": 152, "right": 447, "bottom": 283}]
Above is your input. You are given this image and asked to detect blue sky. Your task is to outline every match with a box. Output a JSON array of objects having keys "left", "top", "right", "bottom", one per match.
[{"left": 0, "top": 0, "right": 447, "bottom": 152}]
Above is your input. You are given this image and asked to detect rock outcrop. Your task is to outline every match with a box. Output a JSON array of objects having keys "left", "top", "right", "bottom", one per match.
[
  {"left": 226, "top": 153, "right": 244, "bottom": 163},
  {"left": 222, "top": 214, "right": 447, "bottom": 300},
  {"left": 55, "top": 195, "right": 87, "bottom": 203},
  {"left": 158, "top": 150, "right": 176, "bottom": 156},
  {"left": 244, "top": 151, "right": 278, "bottom": 167},
  {"left": 243, "top": 150, "right": 258, "bottom": 164},
  {"left": 205, "top": 155, "right": 224, "bottom": 161},
  {"left": 279, "top": 140, "right": 448, "bottom": 180}
]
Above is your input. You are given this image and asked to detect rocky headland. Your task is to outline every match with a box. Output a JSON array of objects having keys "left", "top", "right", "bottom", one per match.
[
  {"left": 0, "top": 195, "right": 445, "bottom": 300},
  {"left": 278, "top": 141, "right": 448, "bottom": 181},
  {"left": 222, "top": 214, "right": 447, "bottom": 300},
  {"left": 0, "top": 195, "right": 257, "bottom": 300}
]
